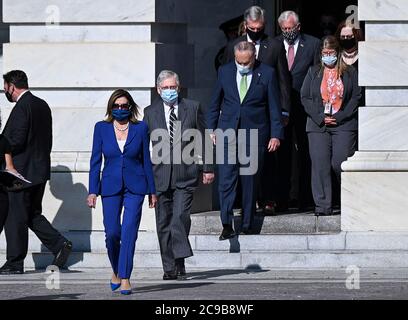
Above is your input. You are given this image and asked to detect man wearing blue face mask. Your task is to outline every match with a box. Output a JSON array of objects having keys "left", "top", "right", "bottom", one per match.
[
  {"left": 143, "top": 70, "right": 214, "bottom": 280},
  {"left": 208, "top": 41, "right": 284, "bottom": 239}
]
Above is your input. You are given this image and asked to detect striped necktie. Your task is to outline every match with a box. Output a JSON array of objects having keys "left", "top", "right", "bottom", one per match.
[{"left": 169, "top": 106, "right": 177, "bottom": 145}]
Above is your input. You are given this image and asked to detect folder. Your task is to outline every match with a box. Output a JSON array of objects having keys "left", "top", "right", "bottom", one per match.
[{"left": 0, "top": 170, "right": 32, "bottom": 190}]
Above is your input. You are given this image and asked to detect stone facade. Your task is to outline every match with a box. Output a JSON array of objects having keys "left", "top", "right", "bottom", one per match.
[{"left": 341, "top": 0, "right": 408, "bottom": 231}]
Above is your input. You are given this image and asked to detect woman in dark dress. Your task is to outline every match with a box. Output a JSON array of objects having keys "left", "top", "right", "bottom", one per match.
[{"left": 0, "top": 133, "right": 17, "bottom": 234}]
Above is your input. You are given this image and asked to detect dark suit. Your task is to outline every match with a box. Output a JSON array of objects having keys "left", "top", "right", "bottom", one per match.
[
  {"left": 2, "top": 91, "right": 68, "bottom": 269},
  {"left": 269, "top": 34, "right": 321, "bottom": 208},
  {"left": 301, "top": 65, "right": 361, "bottom": 214},
  {"left": 222, "top": 35, "right": 291, "bottom": 113},
  {"left": 143, "top": 98, "right": 212, "bottom": 273},
  {"left": 0, "top": 135, "right": 11, "bottom": 233},
  {"left": 207, "top": 61, "right": 283, "bottom": 230}
]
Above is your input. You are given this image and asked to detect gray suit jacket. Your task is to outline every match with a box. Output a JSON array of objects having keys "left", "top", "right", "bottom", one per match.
[{"left": 143, "top": 98, "right": 213, "bottom": 192}]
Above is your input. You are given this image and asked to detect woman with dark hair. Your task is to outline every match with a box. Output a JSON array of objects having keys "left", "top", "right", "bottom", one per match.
[
  {"left": 301, "top": 36, "right": 361, "bottom": 216},
  {"left": 335, "top": 20, "right": 365, "bottom": 106},
  {"left": 87, "top": 89, "right": 157, "bottom": 295},
  {"left": 335, "top": 20, "right": 364, "bottom": 70}
]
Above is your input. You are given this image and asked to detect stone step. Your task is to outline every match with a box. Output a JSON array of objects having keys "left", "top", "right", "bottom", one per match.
[
  {"left": 190, "top": 211, "right": 340, "bottom": 234},
  {"left": 3, "top": 231, "right": 408, "bottom": 253},
  {"left": 2, "top": 250, "right": 408, "bottom": 270}
]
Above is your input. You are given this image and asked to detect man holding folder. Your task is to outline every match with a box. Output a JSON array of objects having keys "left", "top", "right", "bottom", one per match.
[{"left": 0, "top": 70, "right": 72, "bottom": 274}]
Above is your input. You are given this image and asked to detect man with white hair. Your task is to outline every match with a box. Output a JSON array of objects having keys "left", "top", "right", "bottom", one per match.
[
  {"left": 270, "top": 10, "right": 321, "bottom": 213},
  {"left": 143, "top": 70, "right": 214, "bottom": 280}
]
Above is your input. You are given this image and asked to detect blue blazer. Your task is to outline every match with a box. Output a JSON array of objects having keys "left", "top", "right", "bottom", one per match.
[
  {"left": 89, "top": 120, "right": 156, "bottom": 197},
  {"left": 207, "top": 61, "right": 284, "bottom": 146}
]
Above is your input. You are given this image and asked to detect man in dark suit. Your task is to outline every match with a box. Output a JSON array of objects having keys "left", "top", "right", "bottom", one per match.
[
  {"left": 143, "top": 70, "right": 214, "bottom": 280},
  {"left": 0, "top": 70, "right": 72, "bottom": 274},
  {"left": 222, "top": 6, "right": 291, "bottom": 212},
  {"left": 208, "top": 41, "right": 283, "bottom": 239},
  {"left": 272, "top": 11, "right": 322, "bottom": 212}
]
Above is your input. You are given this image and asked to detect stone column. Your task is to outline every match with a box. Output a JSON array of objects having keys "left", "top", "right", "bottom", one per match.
[
  {"left": 1, "top": 0, "right": 193, "bottom": 232},
  {"left": 341, "top": 0, "right": 408, "bottom": 231}
]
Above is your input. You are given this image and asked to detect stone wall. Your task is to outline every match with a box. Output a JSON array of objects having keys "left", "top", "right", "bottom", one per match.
[{"left": 341, "top": 0, "right": 408, "bottom": 231}]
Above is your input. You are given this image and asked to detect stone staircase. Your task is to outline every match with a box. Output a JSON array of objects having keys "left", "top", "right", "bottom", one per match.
[{"left": 2, "top": 212, "right": 408, "bottom": 270}]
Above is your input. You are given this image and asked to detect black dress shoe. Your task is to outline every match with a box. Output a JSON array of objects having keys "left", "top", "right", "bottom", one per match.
[
  {"left": 219, "top": 225, "right": 236, "bottom": 241},
  {"left": 163, "top": 272, "right": 178, "bottom": 280},
  {"left": 52, "top": 241, "right": 73, "bottom": 268},
  {"left": 175, "top": 259, "right": 187, "bottom": 280},
  {"left": 0, "top": 264, "right": 24, "bottom": 275}
]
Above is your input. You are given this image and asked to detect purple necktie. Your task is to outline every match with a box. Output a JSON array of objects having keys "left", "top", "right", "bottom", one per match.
[{"left": 288, "top": 45, "right": 295, "bottom": 70}]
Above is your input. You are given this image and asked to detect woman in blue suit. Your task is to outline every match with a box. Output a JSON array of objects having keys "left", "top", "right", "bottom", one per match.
[{"left": 87, "top": 89, "right": 157, "bottom": 295}]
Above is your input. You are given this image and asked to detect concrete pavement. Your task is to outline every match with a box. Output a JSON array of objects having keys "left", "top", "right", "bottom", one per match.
[{"left": 1, "top": 268, "right": 408, "bottom": 300}]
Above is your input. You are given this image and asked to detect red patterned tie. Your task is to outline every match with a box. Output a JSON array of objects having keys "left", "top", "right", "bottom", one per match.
[{"left": 288, "top": 45, "right": 295, "bottom": 70}]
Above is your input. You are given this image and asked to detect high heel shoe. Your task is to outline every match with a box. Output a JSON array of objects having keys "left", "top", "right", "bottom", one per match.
[
  {"left": 110, "top": 282, "right": 121, "bottom": 291},
  {"left": 120, "top": 288, "right": 132, "bottom": 295}
]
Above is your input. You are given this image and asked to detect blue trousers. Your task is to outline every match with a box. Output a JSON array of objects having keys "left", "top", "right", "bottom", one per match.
[{"left": 101, "top": 188, "right": 144, "bottom": 279}]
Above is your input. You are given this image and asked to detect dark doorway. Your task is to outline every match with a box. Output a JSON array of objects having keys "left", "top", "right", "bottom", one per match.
[{"left": 276, "top": 0, "right": 358, "bottom": 38}]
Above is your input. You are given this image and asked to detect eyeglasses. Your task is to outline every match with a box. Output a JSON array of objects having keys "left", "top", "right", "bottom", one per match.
[
  {"left": 160, "top": 86, "right": 178, "bottom": 90},
  {"left": 281, "top": 24, "right": 300, "bottom": 33},
  {"left": 340, "top": 35, "right": 355, "bottom": 40},
  {"left": 112, "top": 103, "right": 131, "bottom": 110},
  {"left": 247, "top": 26, "right": 264, "bottom": 32},
  {"left": 322, "top": 51, "right": 337, "bottom": 57}
]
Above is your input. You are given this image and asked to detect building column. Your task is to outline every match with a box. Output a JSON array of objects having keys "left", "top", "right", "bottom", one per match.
[
  {"left": 341, "top": 0, "right": 408, "bottom": 231},
  {"left": 1, "top": 0, "right": 193, "bottom": 232}
]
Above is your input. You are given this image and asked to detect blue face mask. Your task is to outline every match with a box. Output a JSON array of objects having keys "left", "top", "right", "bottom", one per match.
[
  {"left": 322, "top": 55, "right": 338, "bottom": 66},
  {"left": 112, "top": 109, "right": 131, "bottom": 121},
  {"left": 235, "top": 61, "right": 252, "bottom": 75},
  {"left": 160, "top": 89, "right": 178, "bottom": 105}
]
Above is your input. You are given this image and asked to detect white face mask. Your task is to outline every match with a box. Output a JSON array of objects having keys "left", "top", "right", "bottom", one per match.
[{"left": 235, "top": 61, "right": 252, "bottom": 75}]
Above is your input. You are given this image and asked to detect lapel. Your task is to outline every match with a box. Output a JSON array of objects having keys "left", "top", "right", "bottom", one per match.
[
  {"left": 290, "top": 34, "right": 306, "bottom": 72},
  {"left": 173, "top": 98, "right": 187, "bottom": 144},
  {"left": 229, "top": 63, "right": 241, "bottom": 104},
  {"left": 124, "top": 122, "right": 137, "bottom": 148},
  {"left": 241, "top": 62, "right": 261, "bottom": 104},
  {"left": 257, "top": 35, "right": 269, "bottom": 62},
  {"left": 152, "top": 99, "right": 168, "bottom": 131}
]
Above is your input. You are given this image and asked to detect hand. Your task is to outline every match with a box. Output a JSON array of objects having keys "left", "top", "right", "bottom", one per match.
[
  {"left": 209, "top": 133, "right": 216, "bottom": 145},
  {"left": 282, "top": 116, "right": 290, "bottom": 127},
  {"left": 149, "top": 194, "right": 158, "bottom": 208},
  {"left": 324, "top": 116, "right": 337, "bottom": 126},
  {"left": 203, "top": 172, "right": 215, "bottom": 185},
  {"left": 267, "top": 138, "right": 280, "bottom": 152},
  {"left": 87, "top": 194, "right": 97, "bottom": 209},
  {"left": 5, "top": 167, "right": 19, "bottom": 175}
]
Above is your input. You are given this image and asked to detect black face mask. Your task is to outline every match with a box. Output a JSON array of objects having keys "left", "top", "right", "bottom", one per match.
[
  {"left": 340, "top": 38, "right": 357, "bottom": 51},
  {"left": 282, "top": 28, "right": 300, "bottom": 45},
  {"left": 246, "top": 28, "right": 265, "bottom": 42},
  {"left": 5, "top": 87, "right": 14, "bottom": 103}
]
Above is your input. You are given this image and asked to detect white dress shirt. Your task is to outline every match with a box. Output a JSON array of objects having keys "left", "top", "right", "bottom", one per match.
[
  {"left": 236, "top": 70, "right": 253, "bottom": 96},
  {"left": 247, "top": 34, "right": 261, "bottom": 58},
  {"left": 117, "top": 140, "right": 126, "bottom": 153},
  {"left": 163, "top": 102, "right": 178, "bottom": 132}
]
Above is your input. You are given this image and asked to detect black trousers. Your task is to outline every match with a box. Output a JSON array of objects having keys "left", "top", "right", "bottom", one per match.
[
  {"left": 4, "top": 182, "right": 66, "bottom": 269},
  {"left": 0, "top": 189, "right": 8, "bottom": 234}
]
